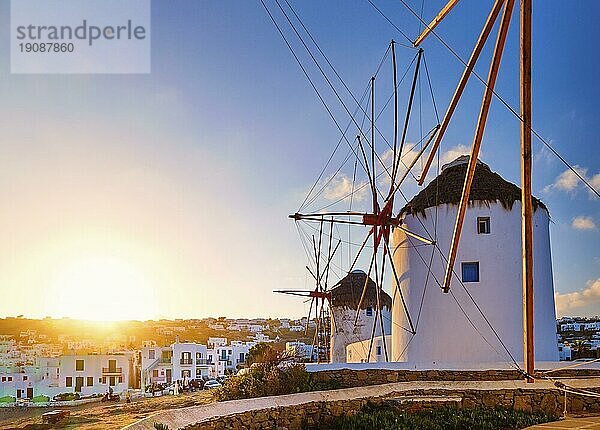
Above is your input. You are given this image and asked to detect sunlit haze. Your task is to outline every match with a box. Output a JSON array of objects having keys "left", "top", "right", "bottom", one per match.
[{"left": 0, "top": 1, "right": 598, "bottom": 321}]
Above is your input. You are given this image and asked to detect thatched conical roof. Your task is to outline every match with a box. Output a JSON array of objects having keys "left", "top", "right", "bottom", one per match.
[
  {"left": 400, "top": 156, "right": 547, "bottom": 217},
  {"left": 330, "top": 270, "right": 392, "bottom": 310}
]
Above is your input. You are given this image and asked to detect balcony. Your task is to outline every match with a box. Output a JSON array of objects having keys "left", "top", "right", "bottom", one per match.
[
  {"left": 160, "top": 357, "right": 172, "bottom": 364},
  {"left": 180, "top": 359, "right": 193, "bottom": 365},
  {"left": 102, "top": 367, "right": 122, "bottom": 375}
]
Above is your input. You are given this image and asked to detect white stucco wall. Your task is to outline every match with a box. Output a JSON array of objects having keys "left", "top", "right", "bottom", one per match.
[
  {"left": 330, "top": 306, "right": 391, "bottom": 363},
  {"left": 391, "top": 202, "right": 558, "bottom": 366},
  {"left": 346, "top": 335, "right": 392, "bottom": 363}
]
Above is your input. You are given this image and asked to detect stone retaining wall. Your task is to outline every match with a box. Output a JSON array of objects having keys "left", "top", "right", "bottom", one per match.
[
  {"left": 310, "top": 368, "right": 600, "bottom": 388},
  {"left": 187, "top": 387, "right": 600, "bottom": 430}
]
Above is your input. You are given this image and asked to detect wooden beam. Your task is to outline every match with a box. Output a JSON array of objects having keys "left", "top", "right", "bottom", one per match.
[
  {"left": 414, "top": 0, "right": 462, "bottom": 47},
  {"left": 442, "top": 0, "right": 515, "bottom": 293},
  {"left": 390, "top": 124, "right": 439, "bottom": 197},
  {"left": 393, "top": 49, "right": 423, "bottom": 184},
  {"left": 520, "top": 0, "right": 535, "bottom": 383},
  {"left": 395, "top": 225, "right": 435, "bottom": 245},
  {"left": 418, "top": 0, "right": 506, "bottom": 185},
  {"left": 390, "top": 40, "right": 399, "bottom": 195}
]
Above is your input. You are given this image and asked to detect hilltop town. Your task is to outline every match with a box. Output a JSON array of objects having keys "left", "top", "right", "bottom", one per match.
[
  {"left": 1, "top": 314, "right": 599, "bottom": 405},
  {"left": 0, "top": 316, "right": 318, "bottom": 402}
]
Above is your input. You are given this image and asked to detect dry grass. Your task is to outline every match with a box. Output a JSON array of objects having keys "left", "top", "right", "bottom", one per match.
[{"left": 0, "top": 391, "right": 214, "bottom": 430}]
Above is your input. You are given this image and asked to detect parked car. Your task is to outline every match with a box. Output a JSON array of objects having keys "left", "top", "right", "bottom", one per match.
[
  {"left": 189, "top": 379, "right": 204, "bottom": 391},
  {"left": 203, "top": 379, "right": 222, "bottom": 390}
]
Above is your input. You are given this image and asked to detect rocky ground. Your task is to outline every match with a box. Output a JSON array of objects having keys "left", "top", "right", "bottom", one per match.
[{"left": 0, "top": 391, "right": 215, "bottom": 430}]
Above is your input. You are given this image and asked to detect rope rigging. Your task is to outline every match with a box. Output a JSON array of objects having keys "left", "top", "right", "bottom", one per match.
[
  {"left": 367, "top": 0, "right": 599, "bottom": 198},
  {"left": 264, "top": 0, "right": 591, "bottom": 374}
]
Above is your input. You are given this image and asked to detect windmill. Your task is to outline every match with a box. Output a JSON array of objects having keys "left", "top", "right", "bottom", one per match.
[
  {"left": 287, "top": 38, "right": 441, "bottom": 363},
  {"left": 264, "top": 0, "right": 598, "bottom": 376},
  {"left": 409, "top": 0, "right": 534, "bottom": 380},
  {"left": 274, "top": 220, "right": 341, "bottom": 363}
]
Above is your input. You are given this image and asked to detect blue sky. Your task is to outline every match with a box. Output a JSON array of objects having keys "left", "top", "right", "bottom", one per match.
[{"left": 0, "top": 0, "right": 598, "bottom": 319}]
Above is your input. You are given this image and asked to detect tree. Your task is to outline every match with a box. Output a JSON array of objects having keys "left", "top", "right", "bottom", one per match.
[{"left": 245, "top": 343, "right": 285, "bottom": 366}]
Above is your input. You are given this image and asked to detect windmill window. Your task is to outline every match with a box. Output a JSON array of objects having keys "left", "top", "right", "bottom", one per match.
[
  {"left": 376, "top": 345, "right": 382, "bottom": 356},
  {"left": 461, "top": 262, "right": 480, "bottom": 283},
  {"left": 477, "top": 217, "right": 490, "bottom": 234},
  {"left": 366, "top": 307, "right": 373, "bottom": 316}
]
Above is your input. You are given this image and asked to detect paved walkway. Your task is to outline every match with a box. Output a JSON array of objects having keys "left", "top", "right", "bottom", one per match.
[
  {"left": 527, "top": 416, "right": 600, "bottom": 429},
  {"left": 123, "top": 378, "right": 600, "bottom": 429}
]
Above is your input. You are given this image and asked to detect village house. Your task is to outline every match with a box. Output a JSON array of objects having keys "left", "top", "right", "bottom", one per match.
[
  {"left": 0, "top": 352, "right": 136, "bottom": 400},
  {"left": 140, "top": 338, "right": 256, "bottom": 390}
]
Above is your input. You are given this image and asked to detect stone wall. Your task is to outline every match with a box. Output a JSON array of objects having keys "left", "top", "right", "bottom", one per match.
[
  {"left": 187, "top": 387, "right": 600, "bottom": 430},
  {"left": 310, "top": 368, "right": 600, "bottom": 388}
]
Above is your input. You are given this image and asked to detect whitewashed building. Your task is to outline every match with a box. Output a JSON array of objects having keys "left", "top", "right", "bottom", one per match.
[
  {"left": 0, "top": 353, "right": 136, "bottom": 400},
  {"left": 347, "top": 335, "right": 392, "bottom": 363},
  {"left": 286, "top": 341, "right": 317, "bottom": 361},
  {"left": 172, "top": 341, "right": 210, "bottom": 381},
  {"left": 140, "top": 339, "right": 256, "bottom": 389},
  {"left": 141, "top": 346, "right": 174, "bottom": 387},
  {"left": 558, "top": 344, "right": 572, "bottom": 361}
]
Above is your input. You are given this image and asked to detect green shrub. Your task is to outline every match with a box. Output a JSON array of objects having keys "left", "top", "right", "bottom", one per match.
[
  {"left": 53, "top": 392, "right": 80, "bottom": 401},
  {"left": 153, "top": 423, "right": 170, "bottom": 430},
  {"left": 0, "top": 395, "right": 15, "bottom": 403},
  {"left": 31, "top": 395, "right": 50, "bottom": 403},
  {"left": 214, "top": 363, "right": 340, "bottom": 401},
  {"left": 325, "top": 405, "right": 557, "bottom": 430}
]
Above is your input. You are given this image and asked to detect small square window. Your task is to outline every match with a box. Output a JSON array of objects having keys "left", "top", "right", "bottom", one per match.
[
  {"left": 75, "top": 359, "right": 84, "bottom": 371},
  {"left": 366, "top": 307, "right": 373, "bottom": 317},
  {"left": 462, "top": 262, "right": 480, "bottom": 283},
  {"left": 477, "top": 217, "right": 490, "bottom": 234}
]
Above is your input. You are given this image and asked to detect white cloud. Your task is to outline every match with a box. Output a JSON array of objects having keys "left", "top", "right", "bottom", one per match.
[
  {"left": 322, "top": 173, "right": 368, "bottom": 202},
  {"left": 533, "top": 144, "right": 555, "bottom": 167},
  {"left": 591, "top": 173, "right": 600, "bottom": 192},
  {"left": 572, "top": 216, "right": 597, "bottom": 230},
  {"left": 543, "top": 165, "right": 599, "bottom": 198},
  {"left": 381, "top": 145, "right": 421, "bottom": 167},
  {"left": 555, "top": 278, "right": 600, "bottom": 316},
  {"left": 441, "top": 144, "right": 471, "bottom": 166},
  {"left": 547, "top": 165, "right": 588, "bottom": 192}
]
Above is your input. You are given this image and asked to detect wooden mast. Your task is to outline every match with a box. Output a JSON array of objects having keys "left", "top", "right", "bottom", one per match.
[
  {"left": 413, "top": 0, "right": 462, "bottom": 47},
  {"left": 417, "top": 0, "right": 506, "bottom": 185},
  {"left": 520, "top": 0, "right": 535, "bottom": 383},
  {"left": 442, "top": 0, "right": 515, "bottom": 292}
]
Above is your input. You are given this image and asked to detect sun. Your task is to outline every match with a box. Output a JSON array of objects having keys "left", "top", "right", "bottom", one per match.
[{"left": 48, "top": 255, "right": 158, "bottom": 321}]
